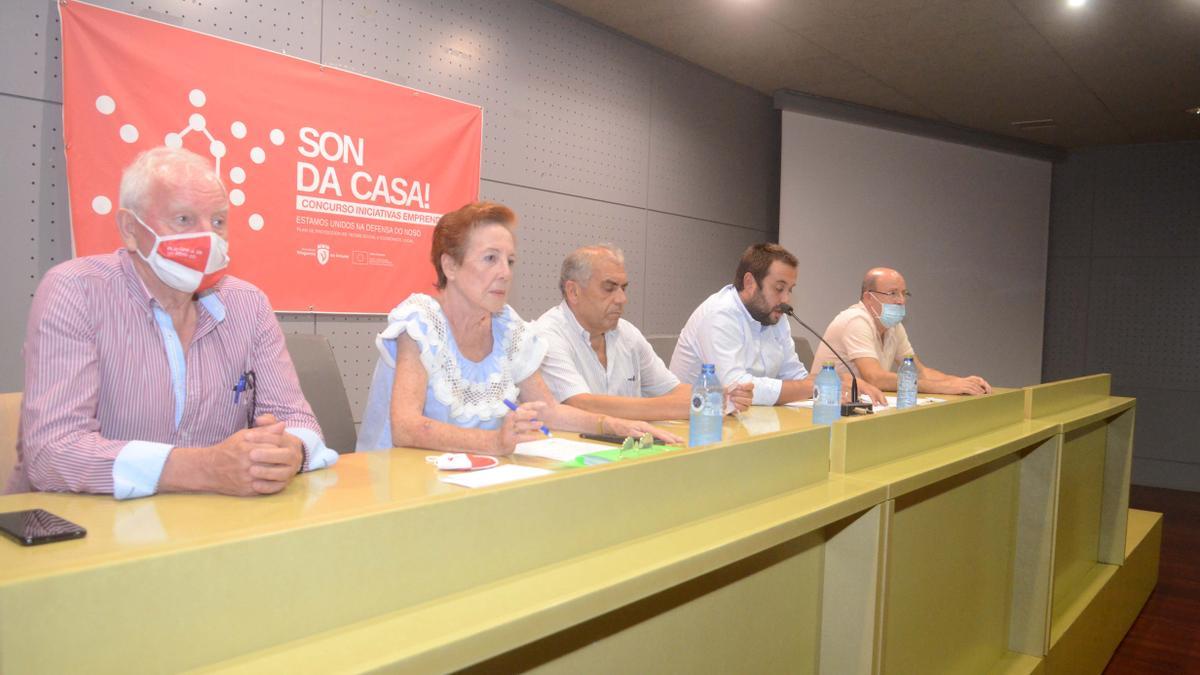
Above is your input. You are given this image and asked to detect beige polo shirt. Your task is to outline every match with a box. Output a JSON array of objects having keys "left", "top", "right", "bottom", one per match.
[{"left": 811, "top": 301, "right": 914, "bottom": 378}]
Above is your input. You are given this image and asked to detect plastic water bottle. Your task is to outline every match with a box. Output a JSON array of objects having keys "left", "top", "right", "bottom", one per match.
[
  {"left": 897, "top": 355, "right": 918, "bottom": 409},
  {"left": 688, "top": 364, "right": 724, "bottom": 447},
  {"left": 812, "top": 363, "right": 842, "bottom": 425}
]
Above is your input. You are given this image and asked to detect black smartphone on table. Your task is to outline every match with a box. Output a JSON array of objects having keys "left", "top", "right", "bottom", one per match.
[{"left": 0, "top": 509, "right": 87, "bottom": 546}]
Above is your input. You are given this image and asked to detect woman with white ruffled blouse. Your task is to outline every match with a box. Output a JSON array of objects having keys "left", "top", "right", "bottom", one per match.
[{"left": 357, "top": 202, "right": 683, "bottom": 454}]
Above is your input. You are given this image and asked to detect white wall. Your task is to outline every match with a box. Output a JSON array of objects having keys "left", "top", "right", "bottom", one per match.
[{"left": 779, "top": 111, "right": 1051, "bottom": 387}]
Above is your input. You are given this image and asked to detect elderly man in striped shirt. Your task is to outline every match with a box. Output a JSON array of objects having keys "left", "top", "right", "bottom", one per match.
[{"left": 8, "top": 147, "right": 336, "bottom": 499}]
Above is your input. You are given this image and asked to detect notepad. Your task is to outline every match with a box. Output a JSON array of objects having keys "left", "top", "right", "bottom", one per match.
[
  {"left": 513, "top": 437, "right": 613, "bottom": 462},
  {"left": 439, "top": 464, "right": 552, "bottom": 488}
]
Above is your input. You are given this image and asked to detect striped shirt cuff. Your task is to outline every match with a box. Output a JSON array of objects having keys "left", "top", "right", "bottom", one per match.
[
  {"left": 113, "top": 441, "right": 174, "bottom": 500},
  {"left": 288, "top": 427, "right": 338, "bottom": 472}
]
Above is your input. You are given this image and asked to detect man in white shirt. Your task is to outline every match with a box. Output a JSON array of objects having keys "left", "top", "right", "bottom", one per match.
[
  {"left": 537, "top": 245, "right": 753, "bottom": 420},
  {"left": 671, "top": 243, "right": 885, "bottom": 406},
  {"left": 812, "top": 267, "right": 992, "bottom": 395}
]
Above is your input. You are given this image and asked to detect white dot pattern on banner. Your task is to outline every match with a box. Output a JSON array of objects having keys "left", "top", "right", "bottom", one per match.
[
  {"left": 229, "top": 167, "right": 246, "bottom": 184},
  {"left": 95, "top": 96, "right": 116, "bottom": 115},
  {"left": 92, "top": 196, "right": 112, "bottom": 215},
  {"left": 250, "top": 147, "right": 266, "bottom": 164},
  {"left": 210, "top": 140, "right": 226, "bottom": 158},
  {"left": 230, "top": 189, "right": 246, "bottom": 206},
  {"left": 119, "top": 124, "right": 139, "bottom": 143},
  {"left": 188, "top": 89, "right": 206, "bottom": 107},
  {"left": 248, "top": 214, "right": 265, "bottom": 231},
  {"left": 231, "top": 121, "right": 247, "bottom": 139},
  {"left": 269, "top": 129, "right": 285, "bottom": 146},
  {"left": 164, "top": 133, "right": 183, "bottom": 149},
  {"left": 188, "top": 113, "right": 206, "bottom": 131}
]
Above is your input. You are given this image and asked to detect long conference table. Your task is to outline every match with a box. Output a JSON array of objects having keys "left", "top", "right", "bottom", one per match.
[{"left": 0, "top": 374, "right": 1159, "bottom": 674}]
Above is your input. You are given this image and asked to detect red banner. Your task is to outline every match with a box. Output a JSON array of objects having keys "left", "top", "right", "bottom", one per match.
[{"left": 60, "top": 2, "right": 481, "bottom": 312}]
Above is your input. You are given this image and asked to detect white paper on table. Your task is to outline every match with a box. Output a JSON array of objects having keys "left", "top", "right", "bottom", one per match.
[
  {"left": 785, "top": 395, "right": 945, "bottom": 413},
  {"left": 513, "top": 437, "right": 613, "bottom": 462},
  {"left": 440, "top": 464, "right": 552, "bottom": 488}
]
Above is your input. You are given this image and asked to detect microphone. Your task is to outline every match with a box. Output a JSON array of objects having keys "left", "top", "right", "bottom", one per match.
[{"left": 777, "top": 304, "right": 873, "bottom": 416}]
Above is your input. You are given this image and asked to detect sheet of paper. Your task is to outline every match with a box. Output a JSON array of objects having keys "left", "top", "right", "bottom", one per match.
[
  {"left": 439, "top": 464, "right": 552, "bottom": 489},
  {"left": 514, "top": 437, "right": 613, "bottom": 462},
  {"left": 785, "top": 395, "right": 946, "bottom": 413}
]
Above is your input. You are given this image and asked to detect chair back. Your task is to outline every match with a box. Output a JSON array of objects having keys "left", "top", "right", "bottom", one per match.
[
  {"left": 646, "top": 335, "right": 677, "bottom": 369},
  {"left": 793, "top": 335, "right": 815, "bottom": 373},
  {"left": 284, "top": 334, "right": 356, "bottom": 454},
  {"left": 0, "top": 392, "right": 22, "bottom": 491}
]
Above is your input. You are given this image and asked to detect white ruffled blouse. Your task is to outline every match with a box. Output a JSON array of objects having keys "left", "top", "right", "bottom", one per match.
[{"left": 356, "top": 294, "right": 547, "bottom": 450}]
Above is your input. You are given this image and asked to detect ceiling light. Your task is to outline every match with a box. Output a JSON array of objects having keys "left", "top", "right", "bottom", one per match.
[
  {"left": 1187, "top": 107, "right": 1200, "bottom": 116},
  {"left": 1068, "top": 0, "right": 1087, "bottom": 7}
]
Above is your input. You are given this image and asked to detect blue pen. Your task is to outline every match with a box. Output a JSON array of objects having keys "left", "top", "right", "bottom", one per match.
[
  {"left": 232, "top": 374, "right": 246, "bottom": 404},
  {"left": 503, "top": 399, "right": 551, "bottom": 436}
]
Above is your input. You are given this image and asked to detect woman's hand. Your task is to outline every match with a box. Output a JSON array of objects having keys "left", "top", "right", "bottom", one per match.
[
  {"left": 493, "top": 401, "right": 549, "bottom": 455},
  {"left": 604, "top": 417, "right": 684, "bottom": 445}
]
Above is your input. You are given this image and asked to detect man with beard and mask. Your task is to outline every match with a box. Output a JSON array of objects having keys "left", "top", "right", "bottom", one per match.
[
  {"left": 8, "top": 147, "right": 336, "bottom": 499},
  {"left": 812, "top": 267, "right": 992, "bottom": 396},
  {"left": 670, "top": 244, "right": 885, "bottom": 407},
  {"left": 537, "top": 245, "right": 753, "bottom": 420}
]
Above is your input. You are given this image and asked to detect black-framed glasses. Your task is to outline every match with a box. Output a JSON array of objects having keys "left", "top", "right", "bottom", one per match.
[
  {"left": 244, "top": 370, "right": 257, "bottom": 428},
  {"left": 869, "top": 289, "right": 912, "bottom": 301}
]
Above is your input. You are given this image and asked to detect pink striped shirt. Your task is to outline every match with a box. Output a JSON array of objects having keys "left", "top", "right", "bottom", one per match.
[{"left": 8, "top": 250, "right": 324, "bottom": 495}]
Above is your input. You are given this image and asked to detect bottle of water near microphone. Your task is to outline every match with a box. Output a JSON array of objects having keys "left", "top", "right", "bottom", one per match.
[
  {"left": 897, "top": 355, "right": 918, "bottom": 409},
  {"left": 812, "top": 362, "right": 842, "bottom": 425},
  {"left": 688, "top": 364, "right": 724, "bottom": 447}
]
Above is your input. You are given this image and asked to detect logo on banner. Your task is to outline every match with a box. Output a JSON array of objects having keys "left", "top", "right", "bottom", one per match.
[
  {"left": 87, "top": 88, "right": 281, "bottom": 234},
  {"left": 61, "top": 2, "right": 482, "bottom": 311}
]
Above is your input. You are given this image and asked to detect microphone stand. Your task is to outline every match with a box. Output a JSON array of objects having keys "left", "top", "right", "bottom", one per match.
[{"left": 779, "top": 305, "right": 873, "bottom": 416}]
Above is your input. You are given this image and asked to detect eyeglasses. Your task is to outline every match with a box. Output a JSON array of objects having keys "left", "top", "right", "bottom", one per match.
[
  {"left": 869, "top": 289, "right": 912, "bottom": 301},
  {"left": 242, "top": 370, "right": 258, "bottom": 428}
]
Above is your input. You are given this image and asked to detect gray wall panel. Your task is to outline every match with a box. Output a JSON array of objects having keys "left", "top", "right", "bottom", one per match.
[
  {"left": 508, "top": 1, "right": 653, "bottom": 204},
  {"left": 1132, "top": 458, "right": 1200, "bottom": 494},
  {"left": 1115, "top": 386, "right": 1197, "bottom": 466},
  {"left": 322, "top": 0, "right": 537, "bottom": 186},
  {"left": 0, "top": 1, "right": 62, "bottom": 102},
  {"left": 648, "top": 58, "right": 775, "bottom": 232},
  {"left": 277, "top": 314, "right": 317, "bottom": 336},
  {"left": 479, "top": 180, "right": 648, "bottom": 325},
  {"left": 1085, "top": 256, "right": 1197, "bottom": 391},
  {"left": 86, "top": 0, "right": 322, "bottom": 60},
  {"left": 0, "top": 96, "right": 70, "bottom": 391},
  {"left": 1041, "top": 256, "right": 1090, "bottom": 383},
  {"left": 1047, "top": 152, "right": 1093, "bottom": 258},
  {"left": 1044, "top": 140, "right": 1200, "bottom": 491},
  {"left": 323, "top": 0, "right": 653, "bottom": 205},
  {"left": 1091, "top": 144, "right": 1200, "bottom": 258},
  {"left": 641, "top": 212, "right": 767, "bottom": 336}
]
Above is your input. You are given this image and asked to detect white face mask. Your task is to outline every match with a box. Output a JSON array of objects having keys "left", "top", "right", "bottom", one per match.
[{"left": 130, "top": 211, "right": 229, "bottom": 293}]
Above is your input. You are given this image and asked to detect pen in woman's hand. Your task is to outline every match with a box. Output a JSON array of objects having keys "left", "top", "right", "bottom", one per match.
[{"left": 503, "top": 399, "right": 551, "bottom": 436}]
